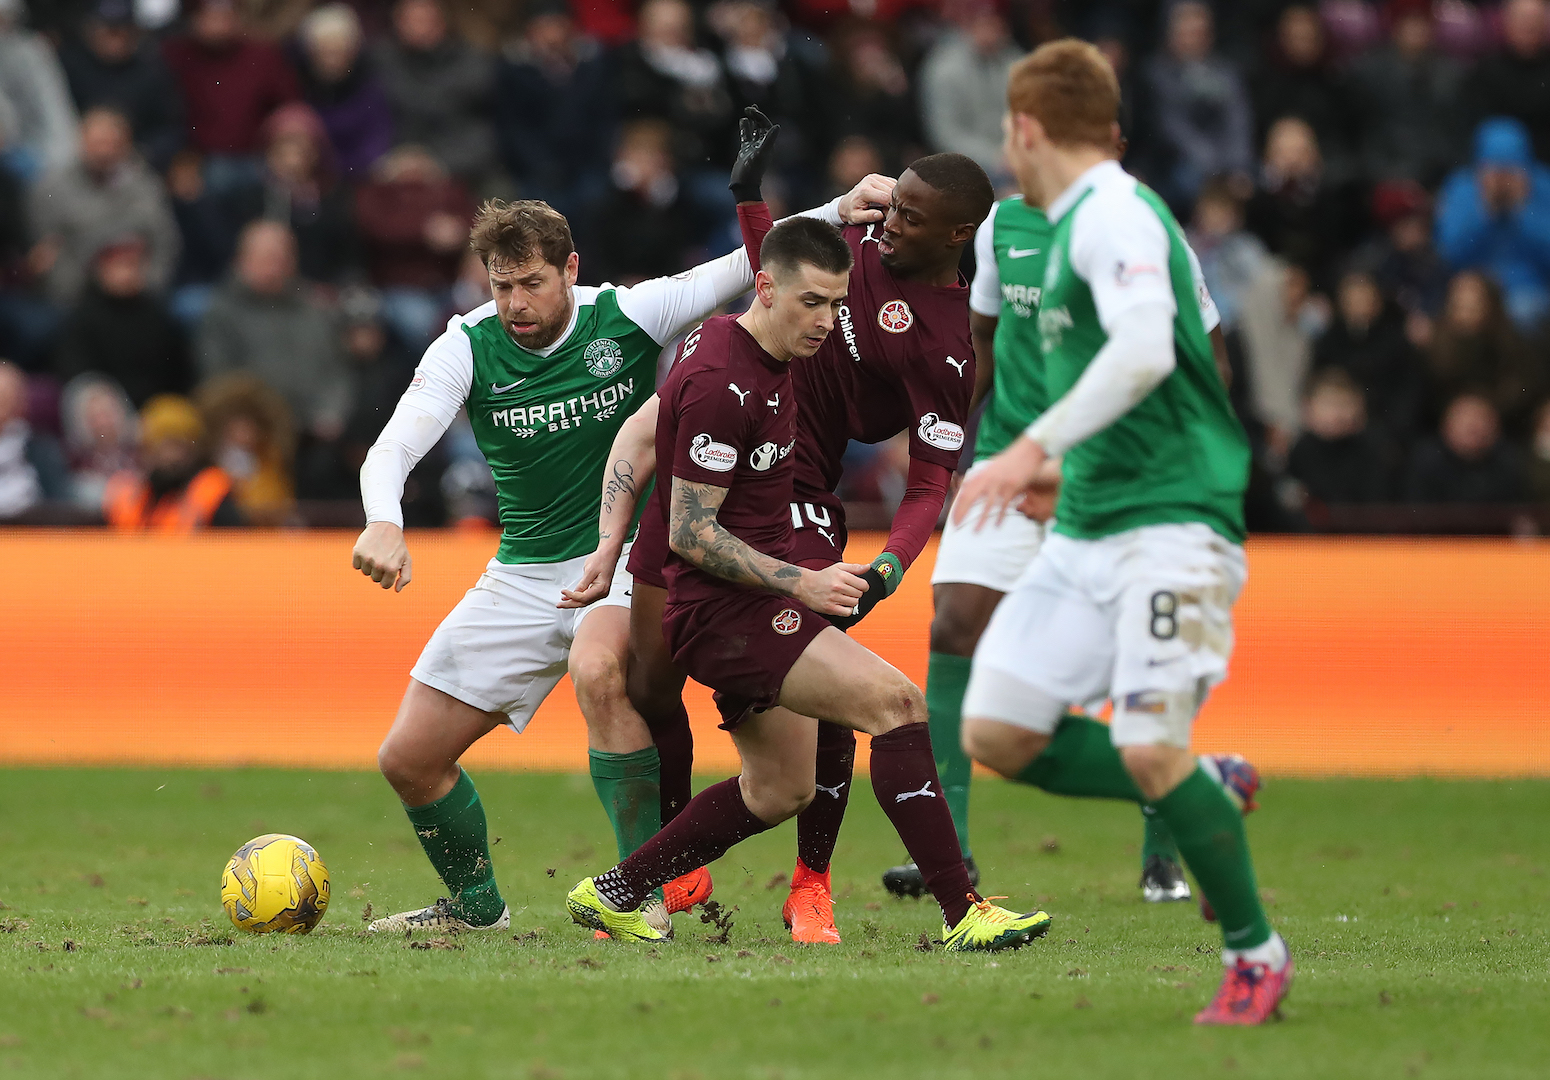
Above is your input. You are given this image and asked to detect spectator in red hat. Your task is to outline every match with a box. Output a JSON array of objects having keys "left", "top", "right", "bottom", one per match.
[
  {"left": 1358, "top": 180, "right": 1449, "bottom": 318},
  {"left": 162, "top": 0, "right": 300, "bottom": 194}
]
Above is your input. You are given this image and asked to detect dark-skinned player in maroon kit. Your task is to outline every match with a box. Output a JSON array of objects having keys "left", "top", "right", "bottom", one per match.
[
  {"left": 567, "top": 113, "right": 1000, "bottom": 943},
  {"left": 565, "top": 216, "right": 1051, "bottom": 952}
]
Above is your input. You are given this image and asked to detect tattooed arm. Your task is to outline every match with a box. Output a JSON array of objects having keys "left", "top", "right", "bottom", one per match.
[
  {"left": 668, "top": 476, "right": 870, "bottom": 617},
  {"left": 557, "top": 396, "right": 660, "bottom": 609}
]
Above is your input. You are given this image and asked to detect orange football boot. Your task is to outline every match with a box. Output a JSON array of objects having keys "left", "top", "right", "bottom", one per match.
[
  {"left": 664, "top": 866, "right": 713, "bottom": 914},
  {"left": 782, "top": 859, "right": 841, "bottom": 945}
]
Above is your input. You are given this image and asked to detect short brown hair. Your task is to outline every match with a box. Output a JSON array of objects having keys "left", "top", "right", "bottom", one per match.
[
  {"left": 760, "top": 218, "right": 853, "bottom": 280},
  {"left": 1006, "top": 39, "right": 1119, "bottom": 149},
  {"left": 469, "top": 199, "right": 575, "bottom": 271}
]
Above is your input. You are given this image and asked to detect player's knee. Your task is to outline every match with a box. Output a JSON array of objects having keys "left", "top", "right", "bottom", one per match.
[
  {"left": 866, "top": 678, "right": 926, "bottom": 736},
  {"left": 961, "top": 718, "right": 1045, "bottom": 777},
  {"left": 570, "top": 646, "right": 626, "bottom": 713},
  {"left": 377, "top": 736, "right": 424, "bottom": 796},
  {"left": 739, "top": 774, "right": 812, "bottom": 824},
  {"left": 1119, "top": 744, "right": 1195, "bottom": 803}
]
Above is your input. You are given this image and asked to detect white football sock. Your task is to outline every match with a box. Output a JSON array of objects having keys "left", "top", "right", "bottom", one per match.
[{"left": 1224, "top": 931, "right": 1288, "bottom": 972}]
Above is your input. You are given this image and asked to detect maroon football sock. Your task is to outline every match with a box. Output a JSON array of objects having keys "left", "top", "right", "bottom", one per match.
[
  {"left": 641, "top": 698, "right": 695, "bottom": 825},
  {"left": 594, "top": 777, "right": 771, "bottom": 911},
  {"left": 795, "top": 721, "right": 856, "bottom": 874},
  {"left": 868, "top": 723, "right": 977, "bottom": 926}
]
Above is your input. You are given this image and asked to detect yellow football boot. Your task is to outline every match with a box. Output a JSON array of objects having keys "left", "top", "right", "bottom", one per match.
[
  {"left": 941, "top": 895, "right": 1052, "bottom": 953},
  {"left": 567, "top": 878, "right": 670, "bottom": 942}
]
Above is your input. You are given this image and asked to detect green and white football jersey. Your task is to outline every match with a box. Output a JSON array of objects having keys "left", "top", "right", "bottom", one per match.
[
  {"left": 377, "top": 248, "right": 758, "bottom": 564},
  {"left": 1035, "top": 161, "right": 1249, "bottom": 543},
  {"left": 970, "top": 196, "right": 1055, "bottom": 463}
]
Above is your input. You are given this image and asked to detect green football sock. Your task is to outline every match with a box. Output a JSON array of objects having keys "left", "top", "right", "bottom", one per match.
[
  {"left": 403, "top": 767, "right": 506, "bottom": 926},
  {"left": 1141, "top": 805, "right": 1182, "bottom": 866},
  {"left": 1153, "top": 766, "right": 1272, "bottom": 951},
  {"left": 589, "top": 747, "right": 663, "bottom": 861},
  {"left": 926, "top": 652, "right": 974, "bottom": 857},
  {"left": 1014, "top": 714, "right": 1144, "bottom": 802}
]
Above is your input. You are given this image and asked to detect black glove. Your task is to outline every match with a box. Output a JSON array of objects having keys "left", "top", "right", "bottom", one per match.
[
  {"left": 728, "top": 106, "right": 780, "bottom": 203},
  {"left": 827, "top": 567, "right": 888, "bottom": 632}
]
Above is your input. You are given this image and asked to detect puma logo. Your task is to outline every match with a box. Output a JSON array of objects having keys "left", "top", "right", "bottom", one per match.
[
  {"left": 767, "top": 393, "right": 780, "bottom": 408},
  {"left": 894, "top": 781, "right": 937, "bottom": 803},
  {"left": 816, "top": 781, "right": 846, "bottom": 799},
  {"left": 728, "top": 383, "right": 751, "bottom": 405},
  {"left": 817, "top": 526, "right": 836, "bottom": 546},
  {"left": 945, "top": 356, "right": 967, "bottom": 377}
]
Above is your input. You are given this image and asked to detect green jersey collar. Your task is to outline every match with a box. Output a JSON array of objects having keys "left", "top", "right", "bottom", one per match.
[{"left": 1047, "top": 159, "right": 1126, "bottom": 224}]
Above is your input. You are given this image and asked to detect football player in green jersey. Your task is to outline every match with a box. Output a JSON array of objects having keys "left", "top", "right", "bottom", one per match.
[
  {"left": 349, "top": 167, "right": 891, "bottom": 936},
  {"left": 893, "top": 157, "right": 1263, "bottom": 906},
  {"left": 953, "top": 41, "right": 1291, "bottom": 1024}
]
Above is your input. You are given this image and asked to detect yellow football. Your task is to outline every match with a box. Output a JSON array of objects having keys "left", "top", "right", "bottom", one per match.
[{"left": 220, "top": 833, "right": 330, "bottom": 934}]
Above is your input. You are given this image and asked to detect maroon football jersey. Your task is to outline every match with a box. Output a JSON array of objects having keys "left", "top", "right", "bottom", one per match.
[
  {"left": 655, "top": 314, "right": 797, "bottom": 606},
  {"left": 789, "top": 222, "right": 974, "bottom": 501}
]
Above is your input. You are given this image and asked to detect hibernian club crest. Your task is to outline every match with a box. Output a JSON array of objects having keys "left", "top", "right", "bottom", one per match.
[{"left": 584, "top": 339, "right": 624, "bottom": 378}]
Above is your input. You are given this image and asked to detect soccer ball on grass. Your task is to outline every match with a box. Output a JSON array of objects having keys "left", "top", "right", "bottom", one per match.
[{"left": 220, "top": 833, "right": 330, "bottom": 933}]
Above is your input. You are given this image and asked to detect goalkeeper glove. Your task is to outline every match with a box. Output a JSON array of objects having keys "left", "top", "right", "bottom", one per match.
[
  {"left": 829, "top": 553, "right": 904, "bottom": 631},
  {"left": 729, "top": 106, "right": 780, "bottom": 203}
]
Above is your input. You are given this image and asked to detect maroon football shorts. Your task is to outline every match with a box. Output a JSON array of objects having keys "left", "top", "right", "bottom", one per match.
[
  {"left": 627, "top": 509, "right": 670, "bottom": 590},
  {"left": 663, "top": 588, "right": 829, "bottom": 729}
]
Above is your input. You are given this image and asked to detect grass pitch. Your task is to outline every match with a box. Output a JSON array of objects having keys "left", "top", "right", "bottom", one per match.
[{"left": 1, "top": 768, "right": 1547, "bottom": 1080}]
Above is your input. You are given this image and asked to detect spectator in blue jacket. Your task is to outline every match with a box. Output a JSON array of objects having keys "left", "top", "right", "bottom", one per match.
[{"left": 1435, "top": 117, "right": 1550, "bottom": 328}]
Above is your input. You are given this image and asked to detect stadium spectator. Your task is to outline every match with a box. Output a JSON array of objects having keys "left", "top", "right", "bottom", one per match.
[
  {"left": 0, "top": 0, "right": 80, "bottom": 183},
  {"left": 372, "top": 0, "right": 497, "bottom": 187},
  {"left": 1288, "top": 366, "right": 1392, "bottom": 505},
  {"left": 825, "top": 20, "right": 921, "bottom": 175},
  {"left": 1405, "top": 392, "right": 1525, "bottom": 503},
  {"left": 196, "top": 220, "right": 350, "bottom": 441},
  {"left": 165, "top": 149, "right": 239, "bottom": 327},
  {"left": 1245, "top": 116, "right": 1363, "bottom": 288},
  {"left": 26, "top": 106, "right": 179, "bottom": 306},
  {"left": 494, "top": 0, "right": 614, "bottom": 214},
  {"left": 918, "top": 0, "right": 1023, "bottom": 184},
  {"left": 54, "top": 235, "right": 190, "bottom": 408},
  {"left": 1425, "top": 270, "right": 1542, "bottom": 432},
  {"left": 197, "top": 372, "right": 295, "bottom": 524},
  {"left": 353, "top": 145, "right": 473, "bottom": 346},
  {"left": 295, "top": 3, "right": 394, "bottom": 181},
  {"left": 1357, "top": 179, "right": 1450, "bottom": 318},
  {"left": 825, "top": 134, "right": 885, "bottom": 201},
  {"left": 1348, "top": 0, "right": 1465, "bottom": 186},
  {"left": 1314, "top": 268, "right": 1425, "bottom": 449},
  {"left": 710, "top": 0, "right": 824, "bottom": 187},
  {"left": 228, "top": 104, "right": 358, "bottom": 286},
  {"left": 1250, "top": 5, "right": 1354, "bottom": 181},
  {"left": 613, "top": 0, "right": 735, "bottom": 171},
  {"left": 161, "top": 0, "right": 300, "bottom": 194},
  {"left": 583, "top": 119, "right": 697, "bottom": 285},
  {"left": 1187, "top": 175, "right": 1269, "bottom": 332},
  {"left": 0, "top": 127, "right": 58, "bottom": 370},
  {"left": 0, "top": 359, "right": 69, "bottom": 518},
  {"left": 58, "top": 0, "right": 185, "bottom": 172},
  {"left": 1467, "top": 0, "right": 1550, "bottom": 163},
  {"left": 1238, "top": 258, "right": 1325, "bottom": 454},
  {"left": 58, "top": 371, "right": 135, "bottom": 510},
  {"left": 1435, "top": 117, "right": 1550, "bottom": 329},
  {"left": 1141, "top": 0, "right": 1253, "bottom": 211},
  {"left": 103, "top": 392, "right": 242, "bottom": 529}
]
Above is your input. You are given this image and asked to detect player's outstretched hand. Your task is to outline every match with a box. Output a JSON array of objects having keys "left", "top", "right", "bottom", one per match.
[
  {"left": 838, "top": 173, "right": 896, "bottom": 224},
  {"left": 558, "top": 545, "right": 621, "bottom": 608},
  {"left": 729, "top": 106, "right": 780, "bottom": 204},
  {"left": 796, "top": 561, "right": 870, "bottom": 617},
  {"left": 352, "top": 521, "right": 412, "bottom": 592},
  {"left": 952, "top": 435, "right": 1051, "bottom": 532}
]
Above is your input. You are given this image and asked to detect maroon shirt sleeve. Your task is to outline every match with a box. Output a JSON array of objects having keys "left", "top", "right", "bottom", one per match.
[
  {"left": 671, "top": 368, "right": 749, "bottom": 486},
  {"left": 882, "top": 458, "right": 951, "bottom": 570},
  {"left": 903, "top": 327, "right": 975, "bottom": 471},
  {"left": 737, "top": 203, "right": 775, "bottom": 274}
]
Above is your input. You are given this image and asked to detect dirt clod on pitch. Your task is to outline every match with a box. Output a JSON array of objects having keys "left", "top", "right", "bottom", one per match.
[
  {"left": 697, "top": 900, "right": 735, "bottom": 944},
  {"left": 915, "top": 933, "right": 934, "bottom": 952}
]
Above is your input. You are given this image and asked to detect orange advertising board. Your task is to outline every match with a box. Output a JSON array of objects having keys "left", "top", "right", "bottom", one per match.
[{"left": 1, "top": 531, "right": 1547, "bottom": 776}]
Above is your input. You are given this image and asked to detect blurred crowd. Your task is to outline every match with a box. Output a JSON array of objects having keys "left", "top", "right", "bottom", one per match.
[{"left": 4, "top": 0, "right": 1550, "bottom": 531}]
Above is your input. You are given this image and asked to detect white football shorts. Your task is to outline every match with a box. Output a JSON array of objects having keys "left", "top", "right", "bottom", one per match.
[
  {"left": 963, "top": 523, "right": 1246, "bottom": 748},
  {"left": 930, "top": 464, "right": 1047, "bottom": 593},
  {"left": 410, "top": 544, "right": 634, "bottom": 730}
]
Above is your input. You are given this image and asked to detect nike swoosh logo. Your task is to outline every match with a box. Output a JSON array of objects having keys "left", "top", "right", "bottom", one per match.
[
  {"left": 1007, "top": 247, "right": 1040, "bottom": 259},
  {"left": 491, "top": 379, "right": 526, "bottom": 393}
]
